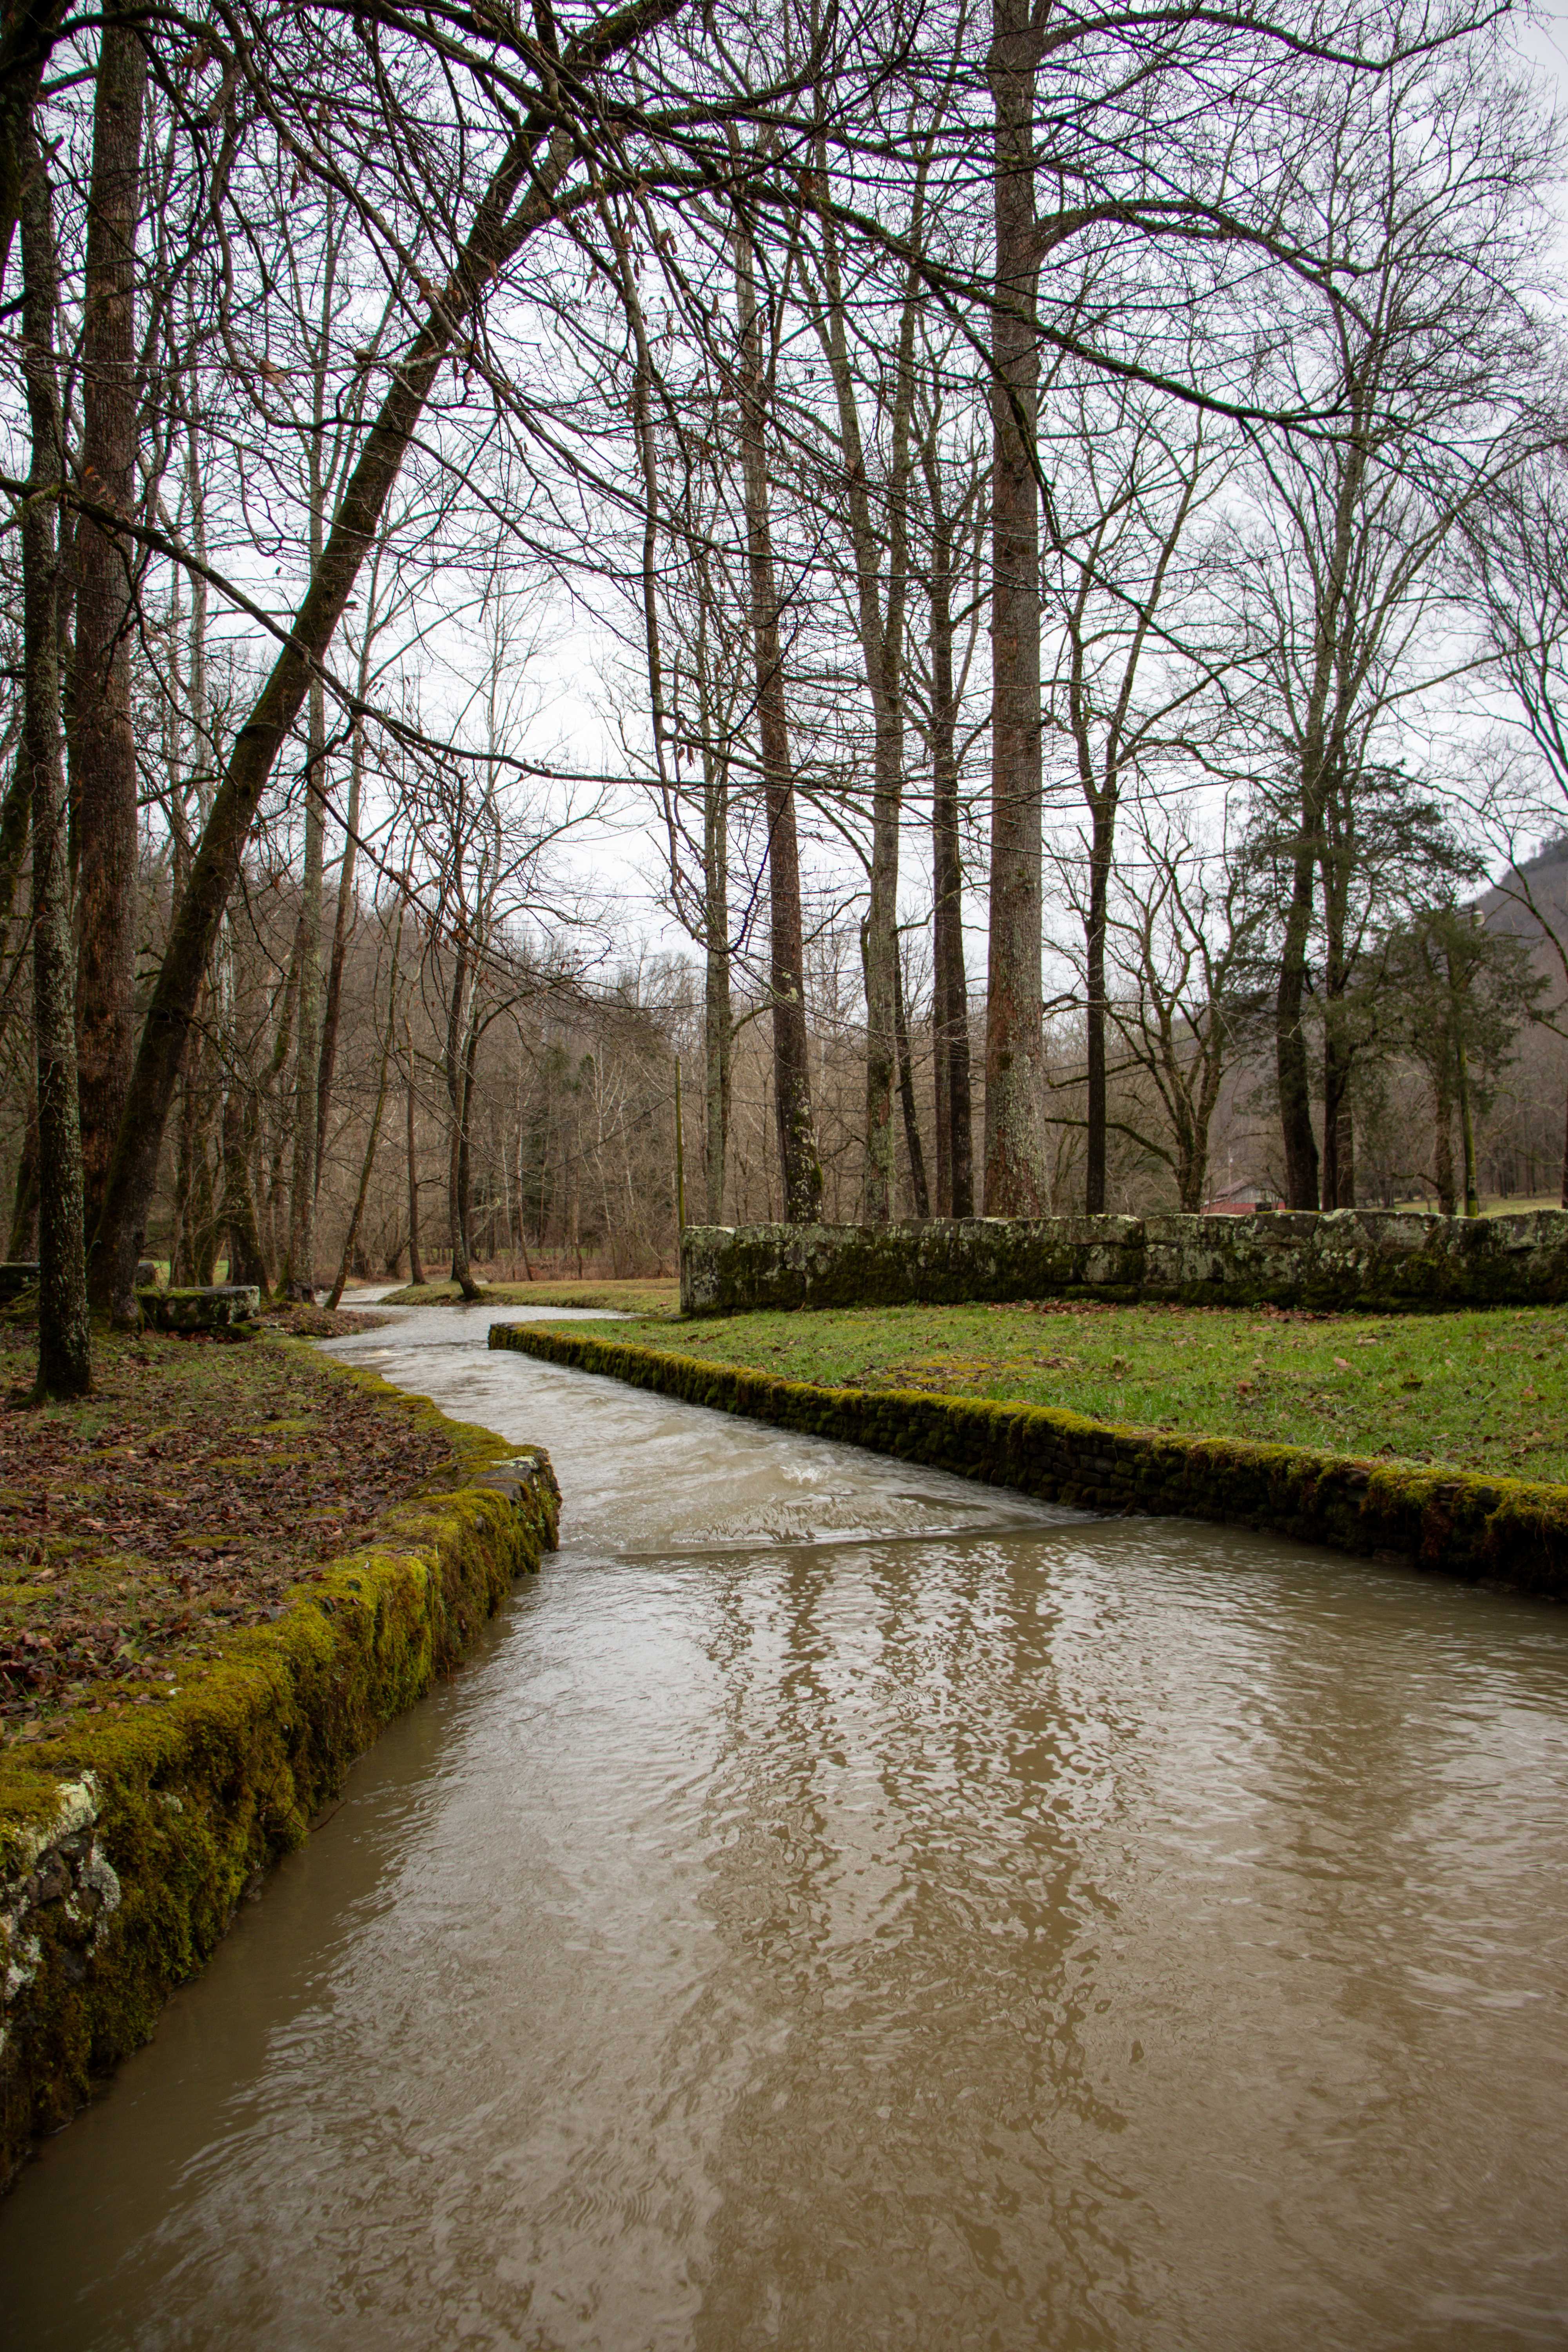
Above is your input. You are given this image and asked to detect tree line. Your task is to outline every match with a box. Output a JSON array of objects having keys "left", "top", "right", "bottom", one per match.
[{"left": 1, "top": 0, "right": 1566, "bottom": 1394}]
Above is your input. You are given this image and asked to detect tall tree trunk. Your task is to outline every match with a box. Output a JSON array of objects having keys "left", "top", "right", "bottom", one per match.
[
  {"left": 1319, "top": 801, "right": 1355, "bottom": 1209},
  {"left": 1432, "top": 1058, "right": 1456, "bottom": 1217},
  {"left": 1321, "top": 1014, "right": 1354, "bottom": 1209},
  {"left": 73, "top": 21, "right": 145, "bottom": 1272},
  {"left": 219, "top": 1077, "right": 269, "bottom": 1289},
  {"left": 1275, "top": 828, "right": 1320, "bottom": 1210},
  {"left": 327, "top": 910, "right": 401, "bottom": 1308},
  {"left": 806, "top": 151, "right": 917, "bottom": 1221},
  {"left": 984, "top": 0, "right": 1047, "bottom": 1214},
  {"left": 0, "top": 740, "right": 29, "bottom": 927},
  {"left": 445, "top": 940, "right": 479, "bottom": 1298},
  {"left": 734, "top": 208, "right": 820, "bottom": 1222},
  {"left": 88, "top": 18, "right": 664, "bottom": 1315},
  {"left": 703, "top": 763, "right": 731, "bottom": 1224},
  {"left": 21, "top": 133, "right": 89, "bottom": 1394},
  {"left": 315, "top": 708, "right": 363, "bottom": 1191},
  {"left": 1448, "top": 951, "right": 1480, "bottom": 1218},
  {"left": 893, "top": 952, "right": 930, "bottom": 1218},
  {"left": 7, "top": 1092, "right": 38, "bottom": 1259},
  {"left": 458, "top": 1011, "right": 479, "bottom": 1270},
  {"left": 171, "top": 1021, "right": 203, "bottom": 1282},
  {"left": 927, "top": 497, "right": 973, "bottom": 1218},
  {"left": 405, "top": 1016, "right": 425, "bottom": 1285},
  {"left": 283, "top": 675, "right": 325, "bottom": 1296},
  {"left": 1083, "top": 800, "right": 1113, "bottom": 1213}
]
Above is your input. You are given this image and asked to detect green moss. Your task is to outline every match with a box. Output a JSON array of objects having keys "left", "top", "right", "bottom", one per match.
[
  {"left": 591, "top": 1298, "right": 1568, "bottom": 1487},
  {"left": 0, "top": 1363, "right": 559, "bottom": 2194},
  {"left": 491, "top": 1323, "right": 1568, "bottom": 1602}
]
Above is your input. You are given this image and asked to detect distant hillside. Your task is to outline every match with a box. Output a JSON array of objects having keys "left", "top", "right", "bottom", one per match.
[{"left": 1479, "top": 837, "right": 1568, "bottom": 954}]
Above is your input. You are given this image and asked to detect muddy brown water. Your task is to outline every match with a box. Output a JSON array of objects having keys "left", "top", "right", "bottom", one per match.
[{"left": 2, "top": 1299, "right": 1567, "bottom": 2349}]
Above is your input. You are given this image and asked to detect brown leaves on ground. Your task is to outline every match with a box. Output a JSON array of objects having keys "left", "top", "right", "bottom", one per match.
[{"left": 0, "top": 1320, "right": 452, "bottom": 1743}]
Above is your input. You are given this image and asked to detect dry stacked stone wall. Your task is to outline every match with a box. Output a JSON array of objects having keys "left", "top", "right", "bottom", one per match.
[{"left": 680, "top": 1209, "right": 1568, "bottom": 1317}]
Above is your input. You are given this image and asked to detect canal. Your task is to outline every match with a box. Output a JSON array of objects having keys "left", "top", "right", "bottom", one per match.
[{"left": 2, "top": 1298, "right": 1566, "bottom": 2347}]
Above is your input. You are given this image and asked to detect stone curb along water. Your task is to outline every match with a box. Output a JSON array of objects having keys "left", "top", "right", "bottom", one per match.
[
  {"left": 0, "top": 1363, "right": 561, "bottom": 2196},
  {"left": 490, "top": 1323, "right": 1568, "bottom": 1601},
  {"left": 679, "top": 1209, "right": 1568, "bottom": 1316}
]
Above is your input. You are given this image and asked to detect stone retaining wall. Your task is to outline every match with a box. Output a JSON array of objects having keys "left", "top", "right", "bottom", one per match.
[
  {"left": 680, "top": 1209, "right": 1568, "bottom": 1316},
  {"left": 0, "top": 1401, "right": 559, "bottom": 2194},
  {"left": 492, "top": 1322, "right": 1568, "bottom": 1602}
]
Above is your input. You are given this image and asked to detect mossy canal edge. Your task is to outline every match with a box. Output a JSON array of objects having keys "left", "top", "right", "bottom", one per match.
[
  {"left": 0, "top": 1358, "right": 559, "bottom": 2195},
  {"left": 492, "top": 1322, "right": 1568, "bottom": 1599}
]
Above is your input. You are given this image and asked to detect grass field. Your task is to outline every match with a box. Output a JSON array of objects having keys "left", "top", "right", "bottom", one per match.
[{"left": 567, "top": 1298, "right": 1568, "bottom": 1486}]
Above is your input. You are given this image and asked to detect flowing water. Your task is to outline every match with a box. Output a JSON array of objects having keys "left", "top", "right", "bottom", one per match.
[{"left": 3, "top": 1299, "right": 1568, "bottom": 2350}]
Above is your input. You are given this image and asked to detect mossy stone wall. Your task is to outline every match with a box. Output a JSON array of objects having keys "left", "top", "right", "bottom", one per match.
[
  {"left": 492, "top": 1323, "right": 1568, "bottom": 1602},
  {"left": 680, "top": 1209, "right": 1568, "bottom": 1316},
  {"left": 0, "top": 1403, "right": 559, "bottom": 2195}
]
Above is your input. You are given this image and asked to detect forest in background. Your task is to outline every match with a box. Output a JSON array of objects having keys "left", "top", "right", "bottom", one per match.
[{"left": 4, "top": 0, "right": 1568, "bottom": 1384}]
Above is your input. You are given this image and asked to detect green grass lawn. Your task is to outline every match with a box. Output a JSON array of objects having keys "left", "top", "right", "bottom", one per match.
[{"left": 567, "top": 1299, "right": 1568, "bottom": 1485}]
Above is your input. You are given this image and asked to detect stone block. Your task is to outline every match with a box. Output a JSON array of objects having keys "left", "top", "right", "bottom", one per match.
[{"left": 136, "top": 1284, "right": 261, "bottom": 1334}]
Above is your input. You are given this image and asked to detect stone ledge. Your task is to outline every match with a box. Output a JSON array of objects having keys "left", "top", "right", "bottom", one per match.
[
  {"left": 679, "top": 1211, "right": 1568, "bottom": 1316},
  {"left": 135, "top": 1284, "right": 261, "bottom": 1334},
  {"left": 0, "top": 1380, "right": 559, "bottom": 2195},
  {"left": 490, "top": 1321, "right": 1568, "bottom": 1602}
]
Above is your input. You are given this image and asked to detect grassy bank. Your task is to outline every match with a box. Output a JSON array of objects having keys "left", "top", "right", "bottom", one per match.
[
  {"left": 494, "top": 1321, "right": 1568, "bottom": 1601},
  {"left": 381, "top": 1276, "right": 678, "bottom": 1314},
  {"left": 1, "top": 1312, "right": 559, "bottom": 2188},
  {"left": 0, "top": 1310, "right": 450, "bottom": 1748},
  {"left": 564, "top": 1298, "right": 1568, "bottom": 1486}
]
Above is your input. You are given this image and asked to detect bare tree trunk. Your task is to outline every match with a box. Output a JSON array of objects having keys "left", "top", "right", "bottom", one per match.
[
  {"left": 1448, "top": 949, "right": 1480, "bottom": 1217},
  {"left": 927, "top": 495, "right": 974, "bottom": 1219},
  {"left": 1275, "top": 833, "right": 1320, "bottom": 1210},
  {"left": 806, "top": 154, "right": 918, "bottom": 1221},
  {"left": 445, "top": 938, "right": 480, "bottom": 1298},
  {"left": 893, "top": 953, "right": 930, "bottom": 1218},
  {"left": 73, "top": 21, "right": 145, "bottom": 1272},
  {"left": 327, "top": 911, "right": 401, "bottom": 1308},
  {"left": 1433, "top": 1060, "right": 1456, "bottom": 1216},
  {"left": 703, "top": 769, "right": 731, "bottom": 1223},
  {"left": 734, "top": 207, "right": 821, "bottom": 1223},
  {"left": 315, "top": 708, "right": 363, "bottom": 1191},
  {"left": 984, "top": 0, "right": 1047, "bottom": 1214},
  {"left": 219, "top": 1078, "right": 269, "bottom": 1289},
  {"left": 405, "top": 1016, "right": 425, "bottom": 1285},
  {"left": 171, "top": 1020, "right": 203, "bottom": 1281},
  {"left": 21, "top": 132, "right": 89, "bottom": 1394},
  {"left": 0, "top": 744, "right": 27, "bottom": 926},
  {"left": 1083, "top": 804, "right": 1113, "bottom": 1212},
  {"left": 283, "top": 675, "right": 325, "bottom": 1297},
  {"left": 1321, "top": 1015, "right": 1355, "bottom": 1208},
  {"left": 7, "top": 1091, "right": 38, "bottom": 1258}
]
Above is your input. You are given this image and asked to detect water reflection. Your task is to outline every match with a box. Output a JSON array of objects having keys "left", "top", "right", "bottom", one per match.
[{"left": 2, "top": 1305, "right": 1565, "bottom": 2348}]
